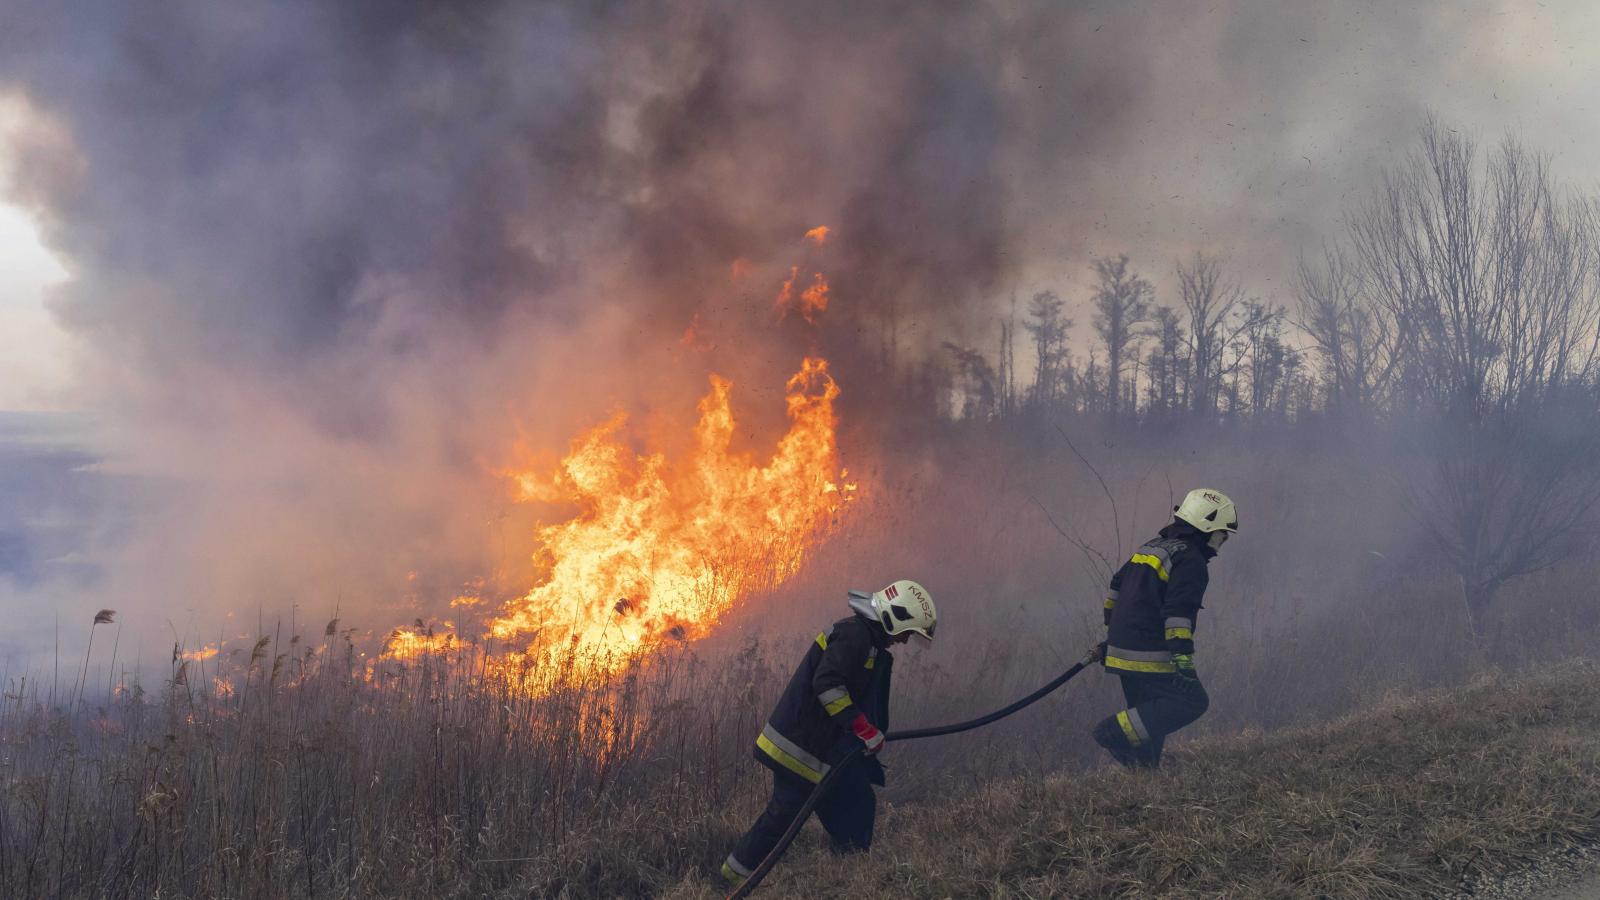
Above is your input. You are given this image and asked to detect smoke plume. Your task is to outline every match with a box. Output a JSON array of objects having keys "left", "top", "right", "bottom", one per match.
[{"left": 0, "top": 0, "right": 1588, "bottom": 658}]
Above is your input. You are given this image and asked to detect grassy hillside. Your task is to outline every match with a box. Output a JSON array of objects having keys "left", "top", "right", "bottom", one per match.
[
  {"left": 622, "top": 662, "right": 1600, "bottom": 898},
  {"left": 8, "top": 648, "right": 1599, "bottom": 898}
]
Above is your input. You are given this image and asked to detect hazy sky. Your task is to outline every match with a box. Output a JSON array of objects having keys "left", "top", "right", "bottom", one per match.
[
  {"left": 4, "top": 2, "right": 1600, "bottom": 409},
  {"left": 0, "top": 98, "right": 71, "bottom": 411},
  {"left": 1001, "top": 1, "right": 1600, "bottom": 334},
  {"left": 3, "top": 0, "right": 1600, "bottom": 667}
]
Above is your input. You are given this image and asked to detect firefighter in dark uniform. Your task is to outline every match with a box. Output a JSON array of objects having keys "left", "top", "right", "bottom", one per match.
[
  {"left": 721, "top": 580, "right": 937, "bottom": 888},
  {"left": 1092, "top": 489, "right": 1237, "bottom": 769}
]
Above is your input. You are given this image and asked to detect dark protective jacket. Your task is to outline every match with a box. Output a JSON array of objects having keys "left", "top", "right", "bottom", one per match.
[
  {"left": 754, "top": 614, "right": 893, "bottom": 784},
  {"left": 1101, "top": 522, "right": 1214, "bottom": 675}
]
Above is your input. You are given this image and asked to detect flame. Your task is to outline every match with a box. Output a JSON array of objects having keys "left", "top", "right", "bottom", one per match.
[
  {"left": 799, "top": 273, "right": 829, "bottom": 322},
  {"left": 805, "top": 225, "right": 830, "bottom": 246},
  {"left": 776, "top": 268, "right": 829, "bottom": 324},
  {"left": 775, "top": 266, "right": 798, "bottom": 314},
  {"left": 485, "top": 357, "right": 852, "bottom": 669},
  {"left": 384, "top": 627, "right": 457, "bottom": 659},
  {"left": 182, "top": 646, "right": 219, "bottom": 662}
]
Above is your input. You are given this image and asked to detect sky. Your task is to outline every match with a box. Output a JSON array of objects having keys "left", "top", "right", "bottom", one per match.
[
  {"left": 1002, "top": 1, "right": 1600, "bottom": 325},
  {"left": 5, "top": 3, "right": 1600, "bottom": 405},
  {"left": 0, "top": 98, "right": 72, "bottom": 411},
  {"left": 2, "top": 0, "right": 1600, "bottom": 668}
]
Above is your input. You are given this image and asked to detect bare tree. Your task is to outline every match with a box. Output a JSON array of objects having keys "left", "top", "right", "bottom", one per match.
[
  {"left": 1144, "top": 305, "right": 1186, "bottom": 416},
  {"left": 1237, "top": 300, "right": 1290, "bottom": 416},
  {"left": 1295, "top": 245, "right": 1403, "bottom": 416},
  {"left": 1176, "top": 252, "right": 1243, "bottom": 416},
  {"left": 998, "top": 294, "right": 1018, "bottom": 416},
  {"left": 1024, "top": 289, "right": 1071, "bottom": 409},
  {"left": 1346, "top": 119, "right": 1600, "bottom": 628},
  {"left": 1090, "top": 255, "right": 1153, "bottom": 418},
  {"left": 1352, "top": 122, "right": 1600, "bottom": 419},
  {"left": 942, "top": 342, "right": 998, "bottom": 419}
]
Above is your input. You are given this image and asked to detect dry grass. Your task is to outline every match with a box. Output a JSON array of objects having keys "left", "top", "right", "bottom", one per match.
[
  {"left": 4, "top": 613, "right": 1599, "bottom": 899},
  {"left": 661, "top": 662, "right": 1600, "bottom": 899},
  {"left": 0, "top": 635, "right": 784, "bottom": 899},
  {"left": 6, "top": 433, "right": 1600, "bottom": 898}
]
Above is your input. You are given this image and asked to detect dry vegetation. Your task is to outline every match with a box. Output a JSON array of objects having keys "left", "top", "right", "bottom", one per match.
[
  {"left": 10, "top": 635, "right": 1600, "bottom": 899},
  {"left": 5, "top": 426, "right": 1600, "bottom": 899},
  {"left": 0, "top": 633, "right": 793, "bottom": 899},
  {"left": 673, "top": 662, "right": 1600, "bottom": 899}
]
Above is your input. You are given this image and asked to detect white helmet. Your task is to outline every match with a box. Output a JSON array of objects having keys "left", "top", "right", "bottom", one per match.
[
  {"left": 1174, "top": 488, "right": 1238, "bottom": 534},
  {"left": 856, "top": 580, "right": 937, "bottom": 641}
]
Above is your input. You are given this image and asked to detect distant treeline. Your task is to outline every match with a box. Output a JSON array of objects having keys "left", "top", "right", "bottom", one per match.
[
  {"left": 932, "top": 120, "right": 1600, "bottom": 431},
  {"left": 914, "top": 120, "right": 1600, "bottom": 629}
]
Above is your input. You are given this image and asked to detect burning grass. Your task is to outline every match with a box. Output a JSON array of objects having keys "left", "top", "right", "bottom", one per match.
[{"left": 394, "top": 356, "right": 855, "bottom": 680}]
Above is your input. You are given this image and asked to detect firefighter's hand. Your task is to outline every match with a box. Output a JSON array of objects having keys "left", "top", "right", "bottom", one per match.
[
  {"left": 1173, "top": 653, "right": 1198, "bottom": 680},
  {"left": 850, "top": 714, "right": 885, "bottom": 755},
  {"left": 1092, "top": 640, "right": 1108, "bottom": 663}
]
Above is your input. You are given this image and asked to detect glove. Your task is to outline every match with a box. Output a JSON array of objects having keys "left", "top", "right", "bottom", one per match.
[
  {"left": 850, "top": 713, "right": 885, "bottom": 755},
  {"left": 1173, "top": 653, "right": 1198, "bottom": 680},
  {"left": 1093, "top": 640, "right": 1108, "bottom": 663}
]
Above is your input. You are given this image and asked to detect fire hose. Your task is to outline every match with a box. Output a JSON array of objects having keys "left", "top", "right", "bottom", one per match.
[{"left": 725, "top": 644, "right": 1102, "bottom": 899}]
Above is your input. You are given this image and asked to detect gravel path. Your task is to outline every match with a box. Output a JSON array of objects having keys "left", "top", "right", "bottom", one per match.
[
  {"left": 1452, "top": 847, "right": 1600, "bottom": 899},
  {"left": 1546, "top": 881, "right": 1600, "bottom": 899},
  {"left": 1539, "top": 867, "right": 1600, "bottom": 900}
]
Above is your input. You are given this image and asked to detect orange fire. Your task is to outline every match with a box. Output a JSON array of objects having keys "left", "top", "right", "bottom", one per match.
[
  {"left": 384, "top": 627, "right": 458, "bottom": 658},
  {"left": 775, "top": 266, "right": 798, "bottom": 314},
  {"left": 483, "top": 357, "right": 853, "bottom": 668},
  {"left": 383, "top": 227, "right": 851, "bottom": 673},
  {"left": 799, "top": 273, "right": 829, "bottom": 322},
  {"left": 777, "top": 268, "right": 830, "bottom": 324}
]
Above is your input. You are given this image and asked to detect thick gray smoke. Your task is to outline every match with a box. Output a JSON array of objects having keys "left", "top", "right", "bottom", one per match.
[{"left": 0, "top": 0, "right": 1588, "bottom": 663}]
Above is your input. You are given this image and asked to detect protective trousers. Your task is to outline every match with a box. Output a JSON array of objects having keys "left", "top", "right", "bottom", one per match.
[
  {"left": 723, "top": 761, "right": 875, "bottom": 883},
  {"left": 1100, "top": 673, "right": 1209, "bottom": 768}
]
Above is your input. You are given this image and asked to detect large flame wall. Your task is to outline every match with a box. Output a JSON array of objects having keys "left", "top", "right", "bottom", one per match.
[{"left": 476, "top": 357, "right": 852, "bottom": 669}]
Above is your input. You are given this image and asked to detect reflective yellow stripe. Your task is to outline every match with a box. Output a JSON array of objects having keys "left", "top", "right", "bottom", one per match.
[
  {"left": 864, "top": 648, "right": 877, "bottom": 669},
  {"left": 1116, "top": 710, "right": 1143, "bottom": 746},
  {"left": 756, "top": 733, "right": 824, "bottom": 783},
  {"left": 1106, "top": 655, "right": 1177, "bottom": 674},
  {"left": 1103, "top": 598, "right": 1116, "bottom": 609},
  {"left": 1131, "top": 553, "right": 1170, "bottom": 581},
  {"left": 824, "top": 695, "right": 853, "bottom": 715},
  {"left": 721, "top": 862, "right": 747, "bottom": 886},
  {"left": 815, "top": 632, "right": 828, "bottom": 650},
  {"left": 1165, "top": 627, "right": 1193, "bottom": 641}
]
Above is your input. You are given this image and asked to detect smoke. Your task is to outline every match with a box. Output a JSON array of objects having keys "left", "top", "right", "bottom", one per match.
[{"left": 0, "top": 0, "right": 1591, "bottom": 661}]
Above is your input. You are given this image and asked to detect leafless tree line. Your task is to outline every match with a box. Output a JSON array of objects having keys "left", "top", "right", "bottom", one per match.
[
  {"left": 1303, "top": 120, "right": 1600, "bottom": 421},
  {"left": 946, "top": 249, "right": 1294, "bottom": 423},
  {"left": 936, "top": 118, "right": 1600, "bottom": 632},
  {"left": 1316, "top": 120, "right": 1600, "bottom": 625}
]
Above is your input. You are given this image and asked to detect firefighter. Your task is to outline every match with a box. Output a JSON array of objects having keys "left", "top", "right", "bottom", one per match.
[
  {"left": 720, "top": 580, "right": 937, "bottom": 888},
  {"left": 1091, "top": 489, "right": 1237, "bottom": 769}
]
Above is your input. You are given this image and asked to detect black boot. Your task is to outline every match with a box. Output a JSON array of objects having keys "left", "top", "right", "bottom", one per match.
[{"left": 1091, "top": 716, "right": 1141, "bottom": 768}]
